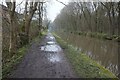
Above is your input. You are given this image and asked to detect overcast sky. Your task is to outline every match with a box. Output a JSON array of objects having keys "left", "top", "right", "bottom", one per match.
[
  {"left": 0, "top": 0, "right": 69, "bottom": 22},
  {"left": 46, "top": 0, "right": 69, "bottom": 21},
  {"left": 1, "top": 0, "right": 118, "bottom": 21}
]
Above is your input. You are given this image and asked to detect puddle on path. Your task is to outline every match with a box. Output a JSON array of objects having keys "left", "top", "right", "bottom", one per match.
[
  {"left": 47, "top": 53, "right": 61, "bottom": 63},
  {"left": 46, "top": 34, "right": 55, "bottom": 41},
  {"left": 40, "top": 34, "right": 62, "bottom": 63},
  {"left": 40, "top": 44, "right": 61, "bottom": 52},
  {"left": 46, "top": 41, "right": 56, "bottom": 45},
  {"left": 49, "top": 36, "right": 55, "bottom": 40}
]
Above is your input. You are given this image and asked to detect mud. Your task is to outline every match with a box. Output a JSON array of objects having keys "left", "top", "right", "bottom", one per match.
[{"left": 9, "top": 33, "right": 77, "bottom": 78}]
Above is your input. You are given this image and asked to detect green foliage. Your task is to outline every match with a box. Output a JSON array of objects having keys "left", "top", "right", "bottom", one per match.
[
  {"left": 2, "top": 45, "right": 28, "bottom": 78},
  {"left": 2, "top": 31, "right": 47, "bottom": 78},
  {"left": 41, "top": 30, "right": 48, "bottom": 35}
]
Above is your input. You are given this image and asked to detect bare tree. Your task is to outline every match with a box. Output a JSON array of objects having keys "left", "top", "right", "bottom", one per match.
[
  {"left": 6, "top": 0, "right": 17, "bottom": 54},
  {"left": 53, "top": 2, "right": 119, "bottom": 40},
  {"left": 22, "top": 1, "right": 38, "bottom": 43},
  {"left": 118, "top": 2, "right": 120, "bottom": 37}
]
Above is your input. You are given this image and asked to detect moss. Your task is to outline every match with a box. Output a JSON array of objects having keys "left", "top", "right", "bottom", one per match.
[
  {"left": 2, "top": 45, "right": 27, "bottom": 78},
  {"left": 41, "top": 31, "right": 47, "bottom": 35},
  {"left": 2, "top": 31, "right": 47, "bottom": 78},
  {"left": 53, "top": 33, "right": 118, "bottom": 79}
]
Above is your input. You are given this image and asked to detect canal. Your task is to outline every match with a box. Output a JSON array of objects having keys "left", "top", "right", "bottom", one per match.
[{"left": 58, "top": 32, "right": 119, "bottom": 76}]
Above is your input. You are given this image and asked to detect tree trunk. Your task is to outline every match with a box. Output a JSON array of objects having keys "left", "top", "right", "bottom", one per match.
[
  {"left": 118, "top": 2, "right": 120, "bottom": 78},
  {"left": 23, "top": 2, "right": 38, "bottom": 44},
  {"left": 111, "top": 2, "right": 115, "bottom": 35},
  {"left": 6, "top": 1, "right": 17, "bottom": 54},
  {"left": 38, "top": 2, "right": 42, "bottom": 31},
  {"left": 24, "top": 15, "right": 33, "bottom": 43},
  {"left": 9, "top": 15, "right": 16, "bottom": 54},
  {"left": 118, "top": 2, "right": 120, "bottom": 31}
]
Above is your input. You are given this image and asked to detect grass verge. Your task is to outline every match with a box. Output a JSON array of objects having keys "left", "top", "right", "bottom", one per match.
[
  {"left": 2, "top": 31, "right": 47, "bottom": 78},
  {"left": 2, "top": 45, "right": 28, "bottom": 78},
  {"left": 53, "top": 33, "right": 118, "bottom": 79}
]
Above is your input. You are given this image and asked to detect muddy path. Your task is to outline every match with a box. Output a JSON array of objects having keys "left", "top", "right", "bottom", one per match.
[{"left": 9, "top": 33, "right": 77, "bottom": 78}]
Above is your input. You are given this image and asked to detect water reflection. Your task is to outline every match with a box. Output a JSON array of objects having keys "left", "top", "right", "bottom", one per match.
[
  {"left": 47, "top": 53, "right": 60, "bottom": 63},
  {"left": 40, "top": 44, "right": 61, "bottom": 52},
  {"left": 46, "top": 34, "right": 56, "bottom": 41},
  {"left": 40, "top": 34, "right": 62, "bottom": 63},
  {"left": 47, "top": 41, "right": 56, "bottom": 45},
  {"left": 60, "top": 33, "right": 119, "bottom": 76}
]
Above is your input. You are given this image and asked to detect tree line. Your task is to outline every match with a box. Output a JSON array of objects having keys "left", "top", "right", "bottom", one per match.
[
  {"left": 2, "top": 0, "right": 46, "bottom": 60},
  {"left": 53, "top": 1, "right": 120, "bottom": 40}
]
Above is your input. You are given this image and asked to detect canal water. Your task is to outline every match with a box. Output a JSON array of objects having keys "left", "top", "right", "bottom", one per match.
[{"left": 59, "top": 32, "right": 119, "bottom": 76}]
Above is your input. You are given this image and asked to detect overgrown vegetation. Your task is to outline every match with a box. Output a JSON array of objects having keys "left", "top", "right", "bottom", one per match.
[
  {"left": 2, "top": 31, "right": 46, "bottom": 78},
  {"left": 62, "top": 30, "right": 120, "bottom": 41},
  {"left": 54, "top": 33, "right": 118, "bottom": 79},
  {"left": 2, "top": 45, "right": 28, "bottom": 78},
  {"left": 52, "top": 2, "right": 120, "bottom": 41},
  {"left": 2, "top": 0, "right": 46, "bottom": 63},
  {"left": 1, "top": 1, "right": 47, "bottom": 78}
]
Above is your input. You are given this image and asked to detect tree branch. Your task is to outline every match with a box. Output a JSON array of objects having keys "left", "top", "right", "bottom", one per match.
[{"left": 56, "top": 0, "right": 67, "bottom": 6}]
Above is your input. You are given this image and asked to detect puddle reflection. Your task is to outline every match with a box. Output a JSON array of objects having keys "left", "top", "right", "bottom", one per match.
[
  {"left": 46, "top": 41, "right": 56, "bottom": 45},
  {"left": 48, "top": 53, "right": 60, "bottom": 63},
  {"left": 40, "top": 44, "right": 61, "bottom": 52},
  {"left": 41, "top": 34, "right": 62, "bottom": 63}
]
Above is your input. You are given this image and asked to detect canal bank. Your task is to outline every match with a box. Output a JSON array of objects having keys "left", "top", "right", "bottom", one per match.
[
  {"left": 53, "top": 33, "right": 118, "bottom": 78},
  {"left": 57, "top": 31, "right": 119, "bottom": 76}
]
